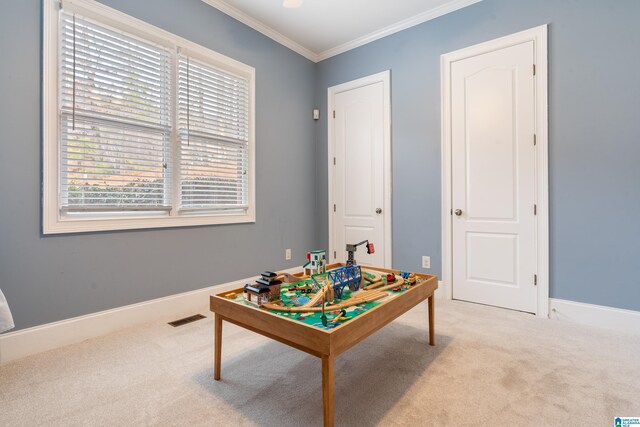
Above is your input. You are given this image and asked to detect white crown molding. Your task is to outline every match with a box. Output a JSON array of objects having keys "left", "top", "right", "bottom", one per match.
[
  {"left": 201, "top": 0, "right": 482, "bottom": 63},
  {"left": 317, "top": 0, "right": 482, "bottom": 61},
  {"left": 200, "top": 0, "right": 319, "bottom": 62}
]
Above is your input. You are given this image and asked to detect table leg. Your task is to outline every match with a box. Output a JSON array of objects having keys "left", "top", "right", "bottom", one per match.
[
  {"left": 214, "top": 313, "right": 222, "bottom": 380},
  {"left": 322, "top": 354, "right": 335, "bottom": 427},
  {"left": 428, "top": 295, "right": 435, "bottom": 346}
]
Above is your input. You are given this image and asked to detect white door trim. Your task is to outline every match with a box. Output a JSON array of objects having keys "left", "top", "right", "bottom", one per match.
[
  {"left": 441, "top": 25, "right": 549, "bottom": 317},
  {"left": 328, "top": 70, "right": 392, "bottom": 268}
]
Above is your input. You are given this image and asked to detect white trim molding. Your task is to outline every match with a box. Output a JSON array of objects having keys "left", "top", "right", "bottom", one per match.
[
  {"left": 440, "top": 25, "right": 549, "bottom": 317},
  {"left": 327, "top": 71, "right": 392, "bottom": 268},
  {"left": 200, "top": 0, "right": 317, "bottom": 62},
  {"left": 436, "top": 281, "right": 450, "bottom": 301},
  {"left": 0, "top": 267, "right": 302, "bottom": 364},
  {"left": 43, "top": 0, "right": 256, "bottom": 234},
  {"left": 316, "top": 0, "right": 482, "bottom": 61},
  {"left": 550, "top": 299, "right": 640, "bottom": 335},
  {"left": 434, "top": 281, "right": 445, "bottom": 299},
  {"left": 201, "top": 0, "right": 482, "bottom": 63}
]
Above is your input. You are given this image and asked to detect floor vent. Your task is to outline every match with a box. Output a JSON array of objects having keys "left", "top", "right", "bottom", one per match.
[{"left": 168, "top": 314, "right": 206, "bottom": 327}]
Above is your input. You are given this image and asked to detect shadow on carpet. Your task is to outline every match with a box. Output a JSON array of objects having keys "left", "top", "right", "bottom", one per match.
[{"left": 192, "top": 322, "right": 452, "bottom": 426}]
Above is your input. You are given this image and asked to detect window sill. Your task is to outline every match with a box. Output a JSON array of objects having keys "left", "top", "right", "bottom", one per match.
[{"left": 42, "top": 211, "right": 256, "bottom": 235}]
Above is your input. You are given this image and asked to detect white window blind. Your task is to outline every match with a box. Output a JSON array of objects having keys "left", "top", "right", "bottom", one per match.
[
  {"left": 177, "top": 56, "right": 250, "bottom": 213},
  {"left": 59, "top": 12, "right": 172, "bottom": 212},
  {"left": 44, "top": 0, "right": 255, "bottom": 233}
]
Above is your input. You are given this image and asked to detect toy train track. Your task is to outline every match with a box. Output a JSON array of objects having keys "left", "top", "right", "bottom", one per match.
[
  {"left": 257, "top": 263, "right": 415, "bottom": 320},
  {"left": 361, "top": 269, "right": 382, "bottom": 284},
  {"left": 262, "top": 289, "right": 388, "bottom": 313},
  {"left": 264, "top": 273, "right": 407, "bottom": 313},
  {"left": 363, "top": 275, "right": 405, "bottom": 290}
]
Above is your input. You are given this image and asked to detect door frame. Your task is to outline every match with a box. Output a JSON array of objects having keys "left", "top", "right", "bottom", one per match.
[
  {"left": 440, "top": 25, "right": 549, "bottom": 317},
  {"left": 327, "top": 70, "right": 392, "bottom": 268}
]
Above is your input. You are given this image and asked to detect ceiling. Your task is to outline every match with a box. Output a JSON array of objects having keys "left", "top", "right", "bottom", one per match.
[{"left": 201, "top": 0, "right": 481, "bottom": 62}]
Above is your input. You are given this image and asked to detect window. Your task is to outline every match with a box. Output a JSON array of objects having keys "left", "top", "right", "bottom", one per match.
[
  {"left": 43, "top": 0, "right": 255, "bottom": 234},
  {"left": 177, "top": 56, "right": 250, "bottom": 214},
  {"left": 58, "top": 12, "right": 172, "bottom": 214}
]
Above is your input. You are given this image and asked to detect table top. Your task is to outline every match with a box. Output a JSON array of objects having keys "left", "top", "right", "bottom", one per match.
[{"left": 210, "top": 264, "right": 437, "bottom": 357}]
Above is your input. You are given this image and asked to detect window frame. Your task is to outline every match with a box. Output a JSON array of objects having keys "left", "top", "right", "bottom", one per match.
[{"left": 43, "top": 0, "right": 256, "bottom": 234}]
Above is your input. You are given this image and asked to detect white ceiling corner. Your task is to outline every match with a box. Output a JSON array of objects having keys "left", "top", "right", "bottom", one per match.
[
  {"left": 201, "top": 0, "right": 318, "bottom": 61},
  {"left": 201, "top": 0, "right": 482, "bottom": 63}
]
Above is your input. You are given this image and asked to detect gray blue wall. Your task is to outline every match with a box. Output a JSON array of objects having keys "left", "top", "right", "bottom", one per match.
[
  {"left": 2, "top": 0, "right": 639, "bottom": 332},
  {"left": 0, "top": 0, "right": 317, "bottom": 330},
  {"left": 314, "top": 0, "right": 640, "bottom": 311}
]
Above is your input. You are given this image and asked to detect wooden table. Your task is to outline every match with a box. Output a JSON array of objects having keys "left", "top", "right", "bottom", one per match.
[{"left": 209, "top": 264, "right": 438, "bottom": 427}]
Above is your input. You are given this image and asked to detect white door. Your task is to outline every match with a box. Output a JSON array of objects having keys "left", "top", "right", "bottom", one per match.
[
  {"left": 451, "top": 41, "right": 537, "bottom": 313},
  {"left": 330, "top": 73, "right": 390, "bottom": 267}
]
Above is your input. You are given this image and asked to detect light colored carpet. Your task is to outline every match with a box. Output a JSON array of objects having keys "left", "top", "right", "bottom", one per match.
[{"left": 1, "top": 299, "right": 639, "bottom": 426}]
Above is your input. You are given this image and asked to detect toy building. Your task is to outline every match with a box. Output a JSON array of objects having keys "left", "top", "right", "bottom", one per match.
[
  {"left": 243, "top": 284, "right": 271, "bottom": 306},
  {"left": 244, "top": 271, "right": 283, "bottom": 306},
  {"left": 303, "top": 250, "right": 327, "bottom": 276},
  {"left": 255, "top": 271, "right": 282, "bottom": 301}
]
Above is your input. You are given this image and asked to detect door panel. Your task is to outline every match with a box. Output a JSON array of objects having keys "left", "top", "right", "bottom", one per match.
[
  {"left": 344, "top": 102, "right": 374, "bottom": 217},
  {"left": 452, "top": 41, "right": 536, "bottom": 313},
  {"left": 334, "top": 82, "right": 385, "bottom": 267},
  {"left": 466, "top": 232, "right": 518, "bottom": 286},
  {"left": 466, "top": 68, "right": 517, "bottom": 221}
]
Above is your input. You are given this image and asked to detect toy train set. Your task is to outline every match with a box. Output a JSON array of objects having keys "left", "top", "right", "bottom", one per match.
[{"left": 237, "top": 244, "right": 423, "bottom": 329}]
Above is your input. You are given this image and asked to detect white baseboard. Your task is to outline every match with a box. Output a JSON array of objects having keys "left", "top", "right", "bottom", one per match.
[
  {"left": 549, "top": 298, "right": 640, "bottom": 335},
  {"left": 434, "top": 281, "right": 446, "bottom": 299},
  {"left": 0, "top": 267, "right": 302, "bottom": 364}
]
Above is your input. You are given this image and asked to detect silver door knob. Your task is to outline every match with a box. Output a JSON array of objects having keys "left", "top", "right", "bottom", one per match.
[
  {"left": 376, "top": 208, "right": 382, "bottom": 214},
  {"left": 454, "top": 209, "right": 463, "bottom": 216}
]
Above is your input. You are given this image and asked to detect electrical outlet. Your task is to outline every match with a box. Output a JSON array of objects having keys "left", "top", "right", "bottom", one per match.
[
  {"left": 285, "top": 248, "right": 292, "bottom": 261},
  {"left": 422, "top": 256, "right": 431, "bottom": 269}
]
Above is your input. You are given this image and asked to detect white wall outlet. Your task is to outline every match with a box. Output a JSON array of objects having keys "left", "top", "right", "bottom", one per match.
[
  {"left": 285, "top": 248, "right": 292, "bottom": 261},
  {"left": 422, "top": 256, "right": 431, "bottom": 269}
]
